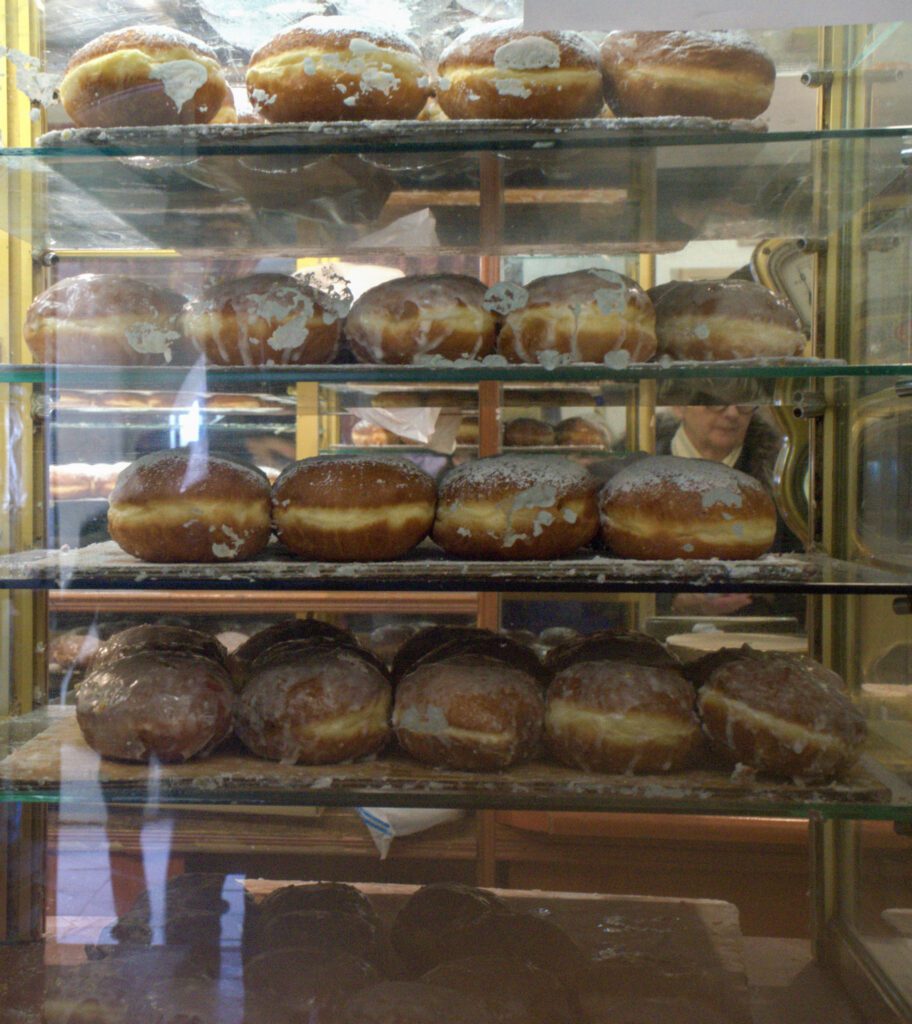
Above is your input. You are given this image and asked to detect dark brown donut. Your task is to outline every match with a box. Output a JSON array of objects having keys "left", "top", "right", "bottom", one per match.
[{"left": 93, "top": 625, "right": 230, "bottom": 673}]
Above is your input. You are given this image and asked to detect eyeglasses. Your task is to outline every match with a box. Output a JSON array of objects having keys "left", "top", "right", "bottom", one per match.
[{"left": 704, "top": 404, "right": 757, "bottom": 415}]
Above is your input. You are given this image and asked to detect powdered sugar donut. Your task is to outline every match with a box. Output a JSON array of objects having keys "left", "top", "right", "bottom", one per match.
[
  {"left": 497, "top": 269, "right": 656, "bottom": 365},
  {"left": 247, "top": 17, "right": 431, "bottom": 122},
  {"left": 236, "top": 641, "right": 391, "bottom": 764},
  {"left": 272, "top": 455, "right": 437, "bottom": 561},
  {"left": 693, "top": 647, "right": 866, "bottom": 780},
  {"left": 76, "top": 651, "right": 234, "bottom": 763},
  {"left": 25, "top": 275, "right": 186, "bottom": 366},
  {"left": 654, "top": 279, "right": 805, "bottom": 361},
  {"left": 345, "top": 275, "right": 497, "bottom": 364},
  {"left": 181, "top": 274, "right": 341, "bottom": 366},
  {"left": 546, "top": 659, "right": 702, "bottom": 773},
  {"left": 437, "top": 20, "right": 604, "bottom": 120},
  {"left": 108, "top": 450, "right": 272, "bottom": 563},
  {"left": 598, "top": 455, "right": 776, "bottom": 560},
  {"left": 59, "top": 25, "right": 235, "bottom": 128},
  {"left": 393, "top": 653, "right": 544, "bottom": 770},
  {"left": 432, "top": 454, "right": 599, "bottom": 560},
  {"left": 601, "top": 30, "right": 775, "bottom": 120}
]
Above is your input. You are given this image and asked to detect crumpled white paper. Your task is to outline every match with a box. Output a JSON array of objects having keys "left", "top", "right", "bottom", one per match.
[
  {"left": 348, "top": 406, "right": 464, "bottom": 453},
  {"left": 357, "top": 807, "right": 464, "bottom": 859}
]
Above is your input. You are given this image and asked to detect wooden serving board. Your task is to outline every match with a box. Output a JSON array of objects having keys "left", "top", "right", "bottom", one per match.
[{"left": 0, "top": 712, "right": 890, "bottom": 814}]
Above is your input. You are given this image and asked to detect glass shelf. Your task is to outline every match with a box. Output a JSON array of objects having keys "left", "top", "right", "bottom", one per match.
[
  {"left": 3, "top": 123, "right": 909, "bottom": 255},
  {"left": 2, "top": 360, "right": 911, "bottom": 389},
  {"left": 0, "top": 543, "right": 909, "bottom": 594},
  {"left": 1, "top": 706, "right": 909, "bottom": 820}
]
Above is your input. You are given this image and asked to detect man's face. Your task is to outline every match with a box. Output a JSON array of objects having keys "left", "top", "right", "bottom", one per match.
[{"left": 679, "top": 404, "right": 754, "bottom": 459}]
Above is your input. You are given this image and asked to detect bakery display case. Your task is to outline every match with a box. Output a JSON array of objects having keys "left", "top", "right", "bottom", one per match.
[{"left": 1, "top": 1, "right": 911, "bottom": 1021}]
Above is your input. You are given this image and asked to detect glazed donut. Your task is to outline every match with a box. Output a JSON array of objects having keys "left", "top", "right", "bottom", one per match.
[
  {"left": 654, "top": 279, "right": 805, "bottom": 361},
  {"left": 544, "top": 629, "right": 679, "bottom": 676},
  {"left": 24, "top": 275, "right": 186, "bottom": 365},
  {"left": 235, "top": 642, "right": 391, "bottom": 764},
  {"left": 503, "top": 418, "right": 555, "bottom": 447},
  {"left": 59, "top": 25, "right": 233, "bottom": 128},
  {"left": 93, "top": 624, "right": 230, "bottom": 673},
  {"left": 693, "top": 647, "right": 867, "bottom": 781},
  {"left": 338, "top": 981, "right": 492, "bottom": 1024},
  {"left": 432, "top": 454, "right": 599, "bottom": 560},
  {"left": 554, "top": 416, "right": 610, "bottom": 447},
  {"left": 600, "top": 31, "right": 776, "bottom": 120},
  {"left": 247, "top": 17, "right": 431, "bottom": 122},
  {"left": 234, "top": 618, "right": 360, "bottom": 671},
  {"left": 391, "top": 625, "right": 494, "bottom": 682},
  {"left": 181, "top": 273, "right": 341, "bottom": 366},
  {"left": 497, "top": 269, "right": 656, "bottom": 364},
  {"left": 351, "top": 419, "right": 402, "bottom": 446},
  {"left": 76, "top": 651, "right": 234, "bottom": 763},
  {"left": 108, "top": 450, "right": 272, "bottom": 563},
  {"left": 393, "top": 653, "right": 544, "bottom": 770},
  {"left": 345, "top": 275, "right": 497, "bottom": 364},
  {"left": 546, "top": 658, "right": 702, "bottom": 773},
  {"left": 364, "top": 623, "right": 421, "bottom": 667},
  {"left": 391, "top": 883, "right": 508, "bottom": 974},
  {"left": 408, "top": 633, "right": 549, "bottom": 688},
  {"left": 256, "top": 882, "right": 378, "bottom": 926},
  {"left": 272, "top": 455, "right": 437, "bottom": 562},
  {"left": 598, "top": 455, "right": 777, "bottom": 560},
  {"left": 247, "top": 909, "right": 381, "bottom": 963},
  {"left": 423, "top": 956, "right": 576, "bottom": 1024},
  {"left": 437, "top": 21, "right": 604, "bottom": 120}
]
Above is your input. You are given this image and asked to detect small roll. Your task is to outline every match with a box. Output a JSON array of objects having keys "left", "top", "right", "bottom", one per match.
[
  {"left": 247, "top": 17, "right": 431, "bottom": 122},
  {"left": 108, "top": 450, "right": 272, "bottom": 563},
  {"left": 503, "top": 418, "right": 555, "bottom": 447},
  {"left": 345, "top": 275, "right": 497, "bottom": 364},
  {"left": 235, "top": 642, "right": 391, "bottom": 764},
  {"left": 497, "top": 269, "right": 656, "bottom": 364},
  {"left": 24, "top": 275, "right": 186, "bottom": 365},
  {"left": 654, "top": 279, "right": 805, "bottom": 361},
  {"left": 351, "top": 419, "right": 403, "bottom": 446},
  {"left": 433, "top": 454, "right": 599, "bottom": 560},
  {"left": 393, "top": 653, "right": 544, "bottom": 770},
  {"left": 437, "top": 20, "right": 604, "bottom": 120},
  {"left": 601, "top": 30, "right": 776, "bottom": 120},
  {"left": 181, "top": 273, "right": 341, "bottom": 366},
  {"left": 272, "top": 455, "right": 437, "bottom": 562},
  {"left": 693, "top": 646, "right": 867, "bottom": 781},
  {"left": 546, "top": 658, "right": 703, "bottom": 773},
  {"left": 59, "top": 25, "right": 233, "bottom": 128},
  {"left": 76, "top": 651, "right": 234, "bottom": 763},
  {"left": 554, "top": 416, "right": 610, "bottom": 447},
  {"left": 598, "top": 454, "right": 777, "bottom": 560}
]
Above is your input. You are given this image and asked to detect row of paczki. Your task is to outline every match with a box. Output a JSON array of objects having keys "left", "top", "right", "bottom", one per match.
[
  {"left": 76, "top": 620, "right": 865, "bottom": 783},
  {"left": 56, "top": 879, "right": 669, "bottom": 1024},
  {"left": 105, "top": 448, "right": 777, "bottom": 563},
  {"left": 25, "top": 271, "right": 804, "bottom": 367},
  {"left": 59, "top": 21, "right": 776, "bottom": 128}
]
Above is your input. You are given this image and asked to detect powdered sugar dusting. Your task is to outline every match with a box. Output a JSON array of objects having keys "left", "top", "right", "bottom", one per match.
[
  {"left": 494, "top": 37, "right": 561, "bottom": 71},
  {"left": 440, "top": 454, "right": 593, "bottom": 501},
  {"left": 602, "top": 455, "right": 762, "bottom": 508}
]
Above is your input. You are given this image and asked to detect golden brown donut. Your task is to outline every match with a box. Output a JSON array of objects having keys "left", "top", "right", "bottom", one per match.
[
  {"left": 234, "top": 618, "right": 359, "bottom": 671},
  {"left": 24, "top": 274, "right": 186, "bottom": 366},
  {"left": 181, "top": 273, "right": 341, "bottom": 366},
  {"left": 654, "top": 279, "right": 805, "bottom": 361},
  {"left": 76, "top": 651, "right": 234, "bottom": 763},
  {"left": 598, "top": 455, "right": 777, "bottom": 560},
  {"left": 235, "top": 642, "right": 391, "bottom": 764},
  {"left": 272, "top": 455, "right": 437, "bottom": 562},
  {"left": 391, "top": 883, "right": 507, "bottom": 974},
  {"left": 554, "top": 416, "right": 610, "bottom": 447},
  {"left": 600, "top": 30, "right": 776, "bottom": 120},
  {"left": 503, "top": 418, "right": 555, "bottom": 447},
  {"left": 59, "top": 25, "right": 233, "bottom": 128},
  {"left": 432, "top": 454, "right": 599, "bottom": 560},
  {"left": 693, "top": 647, "right": 867, "bottom": 781},
  {"left": 345, "top": 275, "right": 497, "bottom": 364},
  {"left": 351, "top": 419, "right": 403, "bottom": 446},
  {"left": 108, "top": 449, "right": 272, "bottom": 563},
  {"left": 546, "top": 658, "right": 702, "bottom": 773},
  {"left": 247, "top": 17, "right": 431, "bottom": 122},
  {"left": 393, "top": 653, "right": 544, "bottom": 771},
  {"left": 497, "top": 269, "right": 656, "bottom": 364},
  {"left": 437, "top": 20, "right": 604, "bottom": 120}
]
